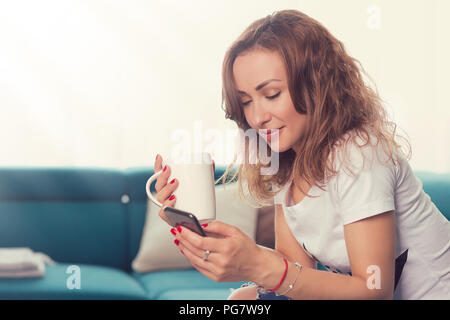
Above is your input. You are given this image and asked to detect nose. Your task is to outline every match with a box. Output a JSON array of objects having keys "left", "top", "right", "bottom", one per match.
[{"left": 251, "top": 101, "right": 272, "bottom": 130}]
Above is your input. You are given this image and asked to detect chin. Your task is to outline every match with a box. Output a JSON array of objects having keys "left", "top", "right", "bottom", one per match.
[{"left": 268, "top": 142, "right": 289, "bottom": 153}]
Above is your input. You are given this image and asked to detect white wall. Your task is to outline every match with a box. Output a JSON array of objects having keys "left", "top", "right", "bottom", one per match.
[{"left": 0, "top": 0, "right": 448, "bottom": 172}]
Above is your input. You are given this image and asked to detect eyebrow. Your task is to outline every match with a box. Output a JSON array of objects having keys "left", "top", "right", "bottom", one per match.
[{"left": 237, "top": 79, "right": 281, "bottom": 95}]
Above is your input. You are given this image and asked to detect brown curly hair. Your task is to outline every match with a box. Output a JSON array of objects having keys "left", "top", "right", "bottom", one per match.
[{"left": 218, "top": 9, "right": 411, "bottom": 207}]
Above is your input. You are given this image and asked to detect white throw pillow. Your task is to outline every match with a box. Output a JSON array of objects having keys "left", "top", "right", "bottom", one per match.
[{"left": 132, "top": 182, "right": 258, "bottom": 273}]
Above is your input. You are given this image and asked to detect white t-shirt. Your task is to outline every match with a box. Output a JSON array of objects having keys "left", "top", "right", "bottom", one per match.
[{"left": 274, "top": 133, "right": 450, "bottom": 299}]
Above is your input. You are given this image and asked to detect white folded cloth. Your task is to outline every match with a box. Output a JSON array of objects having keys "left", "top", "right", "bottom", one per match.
[{"left": 0, "top": 247, "right": 56, "bottom": 278}]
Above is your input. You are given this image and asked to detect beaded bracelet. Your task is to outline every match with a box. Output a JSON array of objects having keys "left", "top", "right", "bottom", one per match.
[{"left": 276, "top": 262, "right": 302, "bottom": 296}]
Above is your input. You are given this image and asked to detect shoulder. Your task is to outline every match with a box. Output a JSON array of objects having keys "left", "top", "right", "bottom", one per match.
[
  {"left": 329, "top": 130, "right": 400, "bottom": 225},
  {"left": 327, "top": 129, "right": 401, "bottom": 201},
  {"left": 330, "top": 129, "right": 400, "bottom": 178}
]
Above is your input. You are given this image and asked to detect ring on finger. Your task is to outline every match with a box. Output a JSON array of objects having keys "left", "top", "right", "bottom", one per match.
[{"left": 202, "top": 250, "right": 211, "bottom": 261}]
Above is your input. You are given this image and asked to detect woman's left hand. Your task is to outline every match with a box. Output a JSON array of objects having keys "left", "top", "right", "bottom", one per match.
[{"left": 171, "top": 221, "right": 261, "bottom": 283}]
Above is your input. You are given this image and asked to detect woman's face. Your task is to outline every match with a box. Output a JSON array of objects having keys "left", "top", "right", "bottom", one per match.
[{"left": 232, "top": 48, "right": 307, "bottom": 153}]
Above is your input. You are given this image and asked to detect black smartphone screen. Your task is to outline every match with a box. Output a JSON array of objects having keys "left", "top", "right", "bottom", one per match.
[{"left": 164, "top": 206, "right": 206, "bottom": 237}]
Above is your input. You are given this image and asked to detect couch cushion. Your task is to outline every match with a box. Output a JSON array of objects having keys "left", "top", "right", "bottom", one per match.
[
  {"left": 0, "top": 167, "right": 125, "bottom": 200},
  {"left": 158, "top": 288, "right": 233, "bottom": 300},
  {"left": 0, "top": 168, "right": 129, "bottom": 270},
  {"left": 132, "top": 269, "right": 244, "bottom": 300},
  {"left": 0, "top": 263, "right": 147, "bottom": 300},
  {"left": 124, "top": 167, "right": 154, "bottom": 271},
  {"left": 0, "top": 202, "right": 129, "bottom": 270}
]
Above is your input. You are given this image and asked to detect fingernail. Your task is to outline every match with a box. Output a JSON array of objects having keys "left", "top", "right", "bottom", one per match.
[
  {"left": 201, "top": 223, "right": 208, "bottom": 228},
  {"left": 177, "top": 226, "right": 182, "bottom": 233},
  {"left": 156, "top": 154, "right": 160, "bottom": 161},
  {"left": 170, "top": 178, "right": 176, "bottom": 184},
  {"left": 170, "top": 228, "right": 177, "bottom": 236},
  {"left": 169, "top": 194, "right": 175, "bottom": 201},
  {"left": 174, "top": 239, "right": 179, "bottom": 246},
  {"left": 163, "top": 165, "right": 167, "bottom": 172}
]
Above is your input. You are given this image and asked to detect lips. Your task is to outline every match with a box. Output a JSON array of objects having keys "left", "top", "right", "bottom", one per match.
[
  {"left": 269, "top": 126, "right": 285, "bottom": 134},
  {"left": 262, "top": 126, "right": 285, "bottom": 141}
]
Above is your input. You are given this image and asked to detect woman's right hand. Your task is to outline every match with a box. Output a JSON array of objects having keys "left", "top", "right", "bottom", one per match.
[{"left": 154, "top": 154, "right": 178, "bottom": 225}]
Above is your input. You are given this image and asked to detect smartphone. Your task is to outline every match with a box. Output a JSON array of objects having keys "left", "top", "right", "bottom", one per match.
[{"left": 163, "top": 206, "right": 206, "bottom": 237}]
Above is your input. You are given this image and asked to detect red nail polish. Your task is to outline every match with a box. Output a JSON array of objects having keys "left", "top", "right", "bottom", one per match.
[
  {"left": 169, "top": 194, "right": 175, "bottom": 201},
  {"left": 201, "top": 223, "right": 208, "bottom": 228},
  {"left": 170, "top": 178, "right": 176, "bottom": 184},
  {"left": 170, "top": 228, "right": 176, "bottom": 236},
  {"left": 163, "top": 165, "right": 167, "bottom": 172},
  {"left": 174, "top": 239, "right": 179, "bottom": 246},
  {"left": 177, "top": 226, "right": 182, "bottom": 233}
]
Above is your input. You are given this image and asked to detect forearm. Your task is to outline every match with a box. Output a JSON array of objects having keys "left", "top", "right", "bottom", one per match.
[{"left": 251, "top": 246, "right": 389, "bottom": 300}]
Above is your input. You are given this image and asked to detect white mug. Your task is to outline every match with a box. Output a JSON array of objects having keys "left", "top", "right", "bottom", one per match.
[{"left": 145, "top": 152, "right": 216, "bottom": 223}]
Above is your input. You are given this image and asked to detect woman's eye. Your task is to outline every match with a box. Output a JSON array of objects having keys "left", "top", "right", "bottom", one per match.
[
  {"left": 267, "top": 91, "right": 281, "bottom": 99},
  {"left": 241, "top": 91, "right": 280, "bottom": 107}
]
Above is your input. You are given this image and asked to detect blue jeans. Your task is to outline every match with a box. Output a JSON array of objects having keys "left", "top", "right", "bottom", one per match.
[
  {"left": 257, "top": 290, "right": 292, "bottom": 300},
  {"left": 241, "top": 282, "right": 292, "bottom": 300}
]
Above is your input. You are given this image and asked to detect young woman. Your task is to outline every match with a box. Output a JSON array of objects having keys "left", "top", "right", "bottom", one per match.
[{"left": 153, "top": 10, "right": 450, "bottom": 299}]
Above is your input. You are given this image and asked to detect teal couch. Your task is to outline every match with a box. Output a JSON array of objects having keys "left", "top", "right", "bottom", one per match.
[
  {"left": 0, "top": 167, "right": 448, "bottom": 300},
  {"left": 0, "top": 166, "right": 245, "bottom": 300}
]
